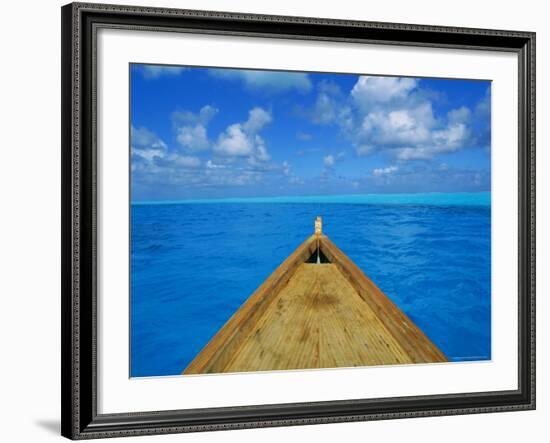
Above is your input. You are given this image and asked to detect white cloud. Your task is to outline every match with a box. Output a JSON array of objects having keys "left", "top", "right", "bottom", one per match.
[
  {"left": 299, "top": 75, "right": 478, "bottom": 163},
  {"left": 394, "top": 121, "right": 470, "bottom": 161},
  {"left": 131, "top": 126, "right": 166, "bottom": 149},
  {"left": 130, "top": 125, "right": 203, "bottom": 196},
  {"left": 305, "top": 81, "right": 350, "bottom": 126},
  {"left": 133, "top": 148, "right": 165, "bottom": 162},
  {"left": 139, "top": 65, "right": 187, "bottom": 80},
  {"left": 173, "top": 105, "right": 218, "bottom": 126},
  {"left": 255, "top": 142, "right": 271, "bottom": 162},
  {"left": 359, "top": 102, "right": 435, "bottom": 146},
  {"left": 394, "top": 147, "right": 432, "bottom": 161},
  {"left": 351, "top": 76, "right": 417, "bottom": 107},
  {"left": 349, "top": 77, "right": 472, "bottom": 161},
  {"left": 209, "top": 69, "right": 312, "bottom": 93},
  {"left": 311, "top": 91, "right": 339, "bottom": 124},
  {"left": 170, "top": 155, "right": 201, "bottom": 169},
  {"left": 215, "top": 124, "right": 253, "bottom": 157},
  {"left": 214, "top": 107, "right": 273, "bottom": 161},
  {"left": 173, "top": 105, "right": 218, "bottom": 152},
  {"left": 373, "top": 166, "right": 399, "bottom": 176},
  {"left": 243, "top": 107, "right": 272, "bottom": 133},
  {"left": 131, "top": 126, "right": 167, "bottom": 161},
  {"left": 132, "top": 109, "right": 294, "bottom": 193},
  {"left": 176, "top": 125, "right": 209, "bottom": 152},
  {"left": 447, "top": 106, "right": 471, "bottom": 124},
  {"left": 433, "top": 123, "right": 469, "bottom": 151}
]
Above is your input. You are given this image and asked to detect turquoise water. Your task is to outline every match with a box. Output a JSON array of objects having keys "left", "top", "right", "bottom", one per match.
[
  {"left": 130, "top": 192, "right": 491, "bottom": 377},
  {"left": 133, "top": 191, "right": 491, "bottom": 206}
]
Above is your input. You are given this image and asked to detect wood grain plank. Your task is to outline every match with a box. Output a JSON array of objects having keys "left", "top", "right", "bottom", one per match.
[{"left": 222, "top": 263, "right": 413, "bottom": 372}]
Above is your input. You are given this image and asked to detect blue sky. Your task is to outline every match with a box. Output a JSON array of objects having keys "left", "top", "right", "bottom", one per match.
[{"left": 130, "top": 64, "right": 491, "bottom": 201}]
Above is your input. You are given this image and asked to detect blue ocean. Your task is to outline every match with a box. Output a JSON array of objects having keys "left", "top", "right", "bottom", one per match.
[{"left": 130, "top": 192, "right": 491, "bottom": 377}]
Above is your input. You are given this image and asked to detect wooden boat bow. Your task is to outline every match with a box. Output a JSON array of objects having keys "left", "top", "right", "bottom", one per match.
[{"left": 183, "top": 217, "right": 447, "bottom": 374}]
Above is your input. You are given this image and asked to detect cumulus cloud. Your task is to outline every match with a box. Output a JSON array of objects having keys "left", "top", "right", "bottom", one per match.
[
  {"left": 351, "top": 76, "right": 417, "bottom": 107},
  {"left": 393, "top": 120, "right": 470, "bottom": 160},
  {"left": 300, "top": 75, "right": 478, "bottom": 162},
  {"left": 214, "top": 107, "right": 272, "bottom": 162},
  {"left": 243, "top": 107, "right": 272, "bottom": 133},
  {"left": 131, "top": 105, "right": 291, "bottom": 196},
  {"left": 130, "top": 124, "right": 202, "bottom": 196},
  {"left": 131, "top": 126, "right": 167, "bottom": 161},
  {"left": 209, "top": 68, "right": 312, "bottom": 94},
  {"left": 131, "top": 135, "right": 263, "bottom": 193},
  {"left": 215, "top": 124, "right": 253, "bottom": 157},
  {"left": 359, "top": 102, "right": 436, "bottom": 146},
  {"left": 172, "top": 105, "right": 218, "bottom": 152},
  {"left": 255, "top": 144, "right": 271, "bottom": 162},
  {"left": 447, "top": 106, "right": 471, "bottom": 124},
  {"left": 351, "top": 77, "right": 475, "bottom": 161},
  {"left": 131, "top": 105, "right": 298, "bottom": 195},
  {"left": 311, "top": 90, "right": 339, "bottom": 124},
  {"left": 138, "top": 65, "right": 187, "bottom": 80},
  {"left": 302, "top": 81, "right": 353, "bottom": 126},
  {"left": 176, "top": 125, "right": 210, "bottom": 152}
]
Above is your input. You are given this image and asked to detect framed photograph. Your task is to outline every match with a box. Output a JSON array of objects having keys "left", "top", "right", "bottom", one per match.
[{"left": 61, "top": 2, "right": 536, "bottom": 439}]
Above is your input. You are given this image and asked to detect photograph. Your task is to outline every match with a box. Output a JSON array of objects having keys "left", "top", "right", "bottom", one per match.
[{"left": 129, "top": 64, "right": 492, "bottom": 377}]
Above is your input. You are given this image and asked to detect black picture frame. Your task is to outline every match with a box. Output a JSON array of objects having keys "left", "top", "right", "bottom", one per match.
[{"left": 61, "top": 2, "right": 536, "bottom": 439}]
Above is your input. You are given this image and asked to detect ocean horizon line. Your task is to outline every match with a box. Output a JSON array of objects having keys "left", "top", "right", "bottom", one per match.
[{"left": 131, "top": 191, "right": 491, "bottom": 207}]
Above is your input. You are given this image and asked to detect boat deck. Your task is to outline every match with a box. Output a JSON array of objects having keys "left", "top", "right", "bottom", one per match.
[
  {"left": 222, "top": 262, "right": 413, "bottom": 372},
  {"left": 184, "top": 227, "right": 447, "bottom": 375}
]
